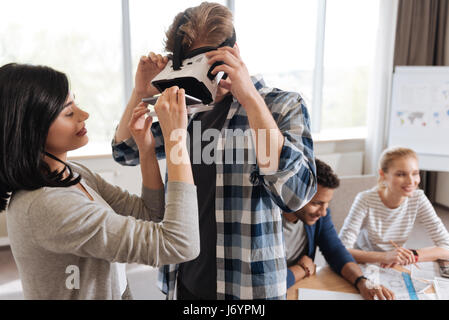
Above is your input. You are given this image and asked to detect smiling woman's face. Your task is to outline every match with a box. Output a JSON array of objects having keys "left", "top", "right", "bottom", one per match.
[
  {"left": 45, "top": 93, "right": 89, "bottom": 155},
  {"left": 381, "top": 156, "right": 420, "bottom": 197}
]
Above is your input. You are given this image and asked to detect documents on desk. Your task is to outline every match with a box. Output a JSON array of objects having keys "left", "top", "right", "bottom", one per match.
[
  {"left": 298, "top": 288, "right": 363, "bottom": 300},
  {"left": 409, "top": 262, "right": 449, "bottom": 300},
  {"left": 409, "top": 261, "right": 441, "bottom": 281},
  {"left": 433, "top": 277, "right": 449, "bottom": 300},
  {"left": 295, "top": 263, "right": 447, "bottom": 300},
  {"left": 359, "top": 264, "right": 430, "bottom": 300}
]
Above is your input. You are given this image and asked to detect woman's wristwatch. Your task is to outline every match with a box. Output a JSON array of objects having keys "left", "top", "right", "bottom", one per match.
[{"left": 411, "top": 249, "right": 419, "bottom": 262}]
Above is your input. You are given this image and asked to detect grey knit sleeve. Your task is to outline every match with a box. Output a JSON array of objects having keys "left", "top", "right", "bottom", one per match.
[
  {"left": 71, "top": 162, "right": 166, "bottom": 222},
  {"left": 28, "top": 181, "right": 199, "bottom": 267}
]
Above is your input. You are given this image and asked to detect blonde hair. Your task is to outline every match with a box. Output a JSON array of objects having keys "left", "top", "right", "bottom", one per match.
[
  {"left": 164, "top": 2, "right": 234, "bottom": 54},
  {"left": 377, "top": 146, "right": 418, "bottom": 188}
]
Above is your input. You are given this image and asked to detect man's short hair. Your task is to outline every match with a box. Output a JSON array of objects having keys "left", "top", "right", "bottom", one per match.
[
  {"left": 316, "top": 158, "right": 340, "bottom": 189},
  {"left": 164, "top": 2, "right": 234, "bottom": 54}
]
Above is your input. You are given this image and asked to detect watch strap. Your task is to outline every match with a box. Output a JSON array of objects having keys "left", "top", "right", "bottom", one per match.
[{"left": 354, "top": 275, "right": 368, "bottom": 289}]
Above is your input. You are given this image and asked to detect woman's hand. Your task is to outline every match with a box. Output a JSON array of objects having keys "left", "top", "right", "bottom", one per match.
[
  {"left": 135, "top": 52, "right": 168, "bottom": 98},
  {"left": 154, "top": 86, "right": 188, "bottom": 143},
  {"left": 128, "top": 102, "right": 155, "bottom": 156},
  {"left": 297, "top": 255, "right": 316, "bottom": 278},
  {"left": 155, "top": 86, "right": 193, "bottom": 184},
  {"left": 381, "top": 247, "right": 415, "bottom": 268}
]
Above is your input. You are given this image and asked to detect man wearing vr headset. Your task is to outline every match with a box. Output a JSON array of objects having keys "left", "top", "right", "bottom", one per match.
[{"left": 112, "top": 2, "right": 316, "bottom": 300}]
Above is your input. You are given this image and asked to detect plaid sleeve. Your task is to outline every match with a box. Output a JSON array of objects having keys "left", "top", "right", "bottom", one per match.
[
  {"left": 157, "top": 264, "right": 178, "bottom": 299},
  {"left": 111, "top": 122, "right": 166, "bottom": 166},
  {"left": 253, "top": 90, "right": 317, "bottom": 213},
  {"left": 111, "top": 135, "right": 140, "bottom": 166}
]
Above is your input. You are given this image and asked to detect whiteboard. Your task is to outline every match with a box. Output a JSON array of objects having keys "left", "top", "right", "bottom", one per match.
[{"left": 387, "top": 66, "right": 449, "bottom": 172}]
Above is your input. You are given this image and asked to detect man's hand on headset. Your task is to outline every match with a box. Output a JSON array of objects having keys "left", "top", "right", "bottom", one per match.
[
  {"left": 206, "top": 44, "right": 259, "bottom": 108},
  {"left": 135, "top": 52, "right": 168, "bottom": 98}
]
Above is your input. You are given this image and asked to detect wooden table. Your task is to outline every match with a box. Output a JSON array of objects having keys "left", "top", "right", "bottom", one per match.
[{"left": 287, "top": 265, "right": 435, "bottom": 300}]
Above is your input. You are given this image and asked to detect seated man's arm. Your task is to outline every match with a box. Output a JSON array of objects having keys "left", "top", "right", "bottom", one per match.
[
  {"left": 286, "top": 255, "right": 316, "bottom": 289},
  {"left": 316, "top": 209, "right": 355, "bottom": 274},
  {"left": 318, "top": 211, "right": 394, "bottom": 300},
  {"left": 287, "top": 265, "right": 306, "bottom": 289}
]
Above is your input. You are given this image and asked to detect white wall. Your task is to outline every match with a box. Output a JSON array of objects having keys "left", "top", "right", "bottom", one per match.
[{"left": 315, "top": 139, "right": 365, "bottom": 176}]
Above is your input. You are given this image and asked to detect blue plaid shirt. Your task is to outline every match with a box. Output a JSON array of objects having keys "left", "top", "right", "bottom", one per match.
[{"left": 111, "top": 76, "right": 316, "bottom": 299}]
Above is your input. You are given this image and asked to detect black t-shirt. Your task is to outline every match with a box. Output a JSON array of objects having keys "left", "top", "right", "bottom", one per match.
[{"left": 177, "top": 95, "right": 233, "bottom": 299}]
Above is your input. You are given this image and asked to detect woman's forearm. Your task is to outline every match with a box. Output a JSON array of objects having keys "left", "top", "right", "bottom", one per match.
[
  {"left": 140, "top": 152, "right": 164, "bottom": 190},
  {"left": 165, "top": 138, "right": 194, "bottom": 184},
  {"left": 348, "top": 248, "right": 386, "bottom": 264},
  {"left": 415, "top": 247, "right": 449, "bottom": 262}
]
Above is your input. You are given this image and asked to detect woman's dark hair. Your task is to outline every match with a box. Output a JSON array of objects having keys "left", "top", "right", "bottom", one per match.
[
  {"left": 315, "top": 158, "right": 340, "bottom": 189},
  {"left": 0, "top": 63, "right": 81, "bottom": 211}
]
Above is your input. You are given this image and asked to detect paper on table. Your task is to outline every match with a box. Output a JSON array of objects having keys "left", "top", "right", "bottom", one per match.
[
  {"left": 417, "top": 293, "right": 438, "bottom": 300},
  {"left": 434, "top": 277, "right": 449, "bottom": 300},
  {"left": 298, "top": 288, "right": 363, "bottom": 300},
  {"left": 410, "top": 261, "right": 440, "bottom": 281},
  {"left": 359, "top": 264, "right": 429, "bottom": 297}
]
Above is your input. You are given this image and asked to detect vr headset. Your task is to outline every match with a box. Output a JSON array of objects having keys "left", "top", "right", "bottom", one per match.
[{"left": 151, "top": 12, "right": 236, "bottom": 105}]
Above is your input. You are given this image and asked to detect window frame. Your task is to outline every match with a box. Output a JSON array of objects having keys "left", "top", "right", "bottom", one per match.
[
  {"left": 82, "top": 0, "right": 365, "bottom": 159},
  {"left": 121, "top": 0, "right": 329, "bottom": 132}
]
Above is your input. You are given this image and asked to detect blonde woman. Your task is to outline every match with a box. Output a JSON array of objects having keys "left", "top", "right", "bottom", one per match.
[{"left": 339, "top": 147, "right": 449, "bottom": 268}]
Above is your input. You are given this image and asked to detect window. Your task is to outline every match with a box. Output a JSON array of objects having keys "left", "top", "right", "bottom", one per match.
[
  {"left": 234, "top": 0, "right": 317, "bottom": 107},
  {"left": 234, "top": 0, "right": 380, "bottom": 136},
  {"left": 0, "top": 0, "right": 124, "bottom": 155},
  {"left": 1, "top": 0, "right": 380, "bottom": 157},
  {"left": 321, "top": 0, "right": 380, "bottom": 132}
]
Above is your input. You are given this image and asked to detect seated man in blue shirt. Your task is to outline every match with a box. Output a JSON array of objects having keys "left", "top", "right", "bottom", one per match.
[{"left": 284, "top": 158, "right": 395, "bottom": 300}]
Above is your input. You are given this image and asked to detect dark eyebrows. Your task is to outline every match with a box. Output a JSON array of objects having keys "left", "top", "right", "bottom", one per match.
[{"left": 64, "top": 93, "right": 76, "bottom": 108}]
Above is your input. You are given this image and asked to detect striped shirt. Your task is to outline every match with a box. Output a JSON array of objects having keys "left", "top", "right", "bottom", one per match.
[
  {"left": 112, "top": 75, "right": 317, "bottom": 299},
  {"left": 339, "top": 187, "right": 449, "bottom": 252}
]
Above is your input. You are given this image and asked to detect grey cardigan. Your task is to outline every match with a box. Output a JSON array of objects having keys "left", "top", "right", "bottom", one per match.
[{"left": 6, "top": 162, "right": 199, "bottom": 299}]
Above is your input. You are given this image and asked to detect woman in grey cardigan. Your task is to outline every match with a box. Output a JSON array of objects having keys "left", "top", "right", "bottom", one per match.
[{"left": 0, "top": 63, "right": 199, "bottom": 299}]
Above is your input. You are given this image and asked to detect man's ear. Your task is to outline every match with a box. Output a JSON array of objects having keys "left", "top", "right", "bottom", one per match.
[{"left": 283, "top": 211, "right": 300, "bottom": 223}]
